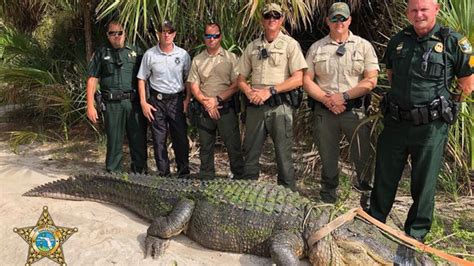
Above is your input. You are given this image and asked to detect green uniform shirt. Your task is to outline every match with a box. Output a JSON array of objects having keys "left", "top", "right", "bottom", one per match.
[
  {"left": 383, "top": 23, "right": 472, "bottom": 109},
  {"left": 87, "top": 44, "right": 143, "bottom": 92}
]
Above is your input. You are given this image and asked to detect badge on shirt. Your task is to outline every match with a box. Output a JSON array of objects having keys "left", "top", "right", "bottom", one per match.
[
  {"left": 433, "top": 42, "right": 444, "bottom": 53},
  {"left": 458, "top": 37, "right": 472, "bottom": 54},
  {"left": 175, "top": 57, "right": 181, "bottom": 65},
  {"left": 275, "top": 40, "right": 284, "bottom": 49},
  {"left": 104, "top": 55, "right": 111, "bottom": 60},
  {"left": 396, "top": 42, "right": 403, "bottom": 54}
]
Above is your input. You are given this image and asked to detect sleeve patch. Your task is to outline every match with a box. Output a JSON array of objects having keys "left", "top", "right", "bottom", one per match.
[
  {"left": 458, "top": 37, "right": 472, "bottom": 54},
  {"left": 469, "top": 55, "right": 474, "bottom": 68}
]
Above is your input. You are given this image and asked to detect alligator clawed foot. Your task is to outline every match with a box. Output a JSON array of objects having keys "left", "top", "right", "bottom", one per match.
[
  {"left": 394, "top": 244, "right": 417, "bottom": 266},
  {"left": 144, "top": 235, "right": 170, "bottom": 259}
]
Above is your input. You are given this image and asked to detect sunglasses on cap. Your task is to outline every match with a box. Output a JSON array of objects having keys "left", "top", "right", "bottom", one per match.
[
  {"left": 107, "top": 31, "right": 124, "bottom": 37},
  {"left": 204, "top": 33, "right": 221, "bottom": 39},
  {"left": 158, "top": 29, "right": 176, "bottom": 34},
  {"left": 329, "top": 16, "right": 348, "bottom": 23},
  {"left": 263, "top": 12, "right": 282, "bottom": 20}
]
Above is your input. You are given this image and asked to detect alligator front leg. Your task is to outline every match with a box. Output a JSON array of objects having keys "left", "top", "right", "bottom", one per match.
[
  {"left": 145, "top": 198, "right": 195, "bottom": 259},
  {"left": 269, "top": 231, "right": 305, "bottom": 266}
]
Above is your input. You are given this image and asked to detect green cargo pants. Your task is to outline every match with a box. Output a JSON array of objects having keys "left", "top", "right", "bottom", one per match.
[
  {"left": 242, "top": 103, "right": 295, "bottom": 190},
  {"left": 197, "top": 109, "right": 244, "bottom": 179},
  {"left": 313, "top": 104, "right": 373, "bottom": 202},
  {"left": 370, "top": 117, "right": 448, "bottom": 240},
  {"left": 104, "top": 100, "right": 147, "bottom": 173}
]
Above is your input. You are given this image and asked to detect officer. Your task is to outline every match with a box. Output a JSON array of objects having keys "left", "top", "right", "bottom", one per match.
[
  {"left": 137, "top": 20, "right": 192, "bottom": 177},
  {"left": 370, "top": 0, "right": 473, "bottom": 242},
  {"left": 86, "top": 21, "right": 147, "bottom": 173},
  {"left": 236, "top": 3, "right": 307, "bottom": 190},
  {"left": 303, "top": 2, "right": 378, "bottom": 207},
  {"left": 187, "top": 23, "right": 244, "bottom": 179}
]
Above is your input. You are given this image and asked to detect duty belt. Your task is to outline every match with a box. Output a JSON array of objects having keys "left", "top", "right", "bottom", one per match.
[
  {"left": 102, "top": 90, "right": 136, "bottom": 101},
  {"left": 150, "top": 90, "right": 183, "bottom": 100},
  {"left": 386, "top": 95, "right": 460, "bottom": 125}
]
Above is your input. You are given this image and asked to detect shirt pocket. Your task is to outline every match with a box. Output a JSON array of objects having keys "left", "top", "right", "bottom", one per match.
[
  {"left": 423, "top": 53, "right": 445, "bottom": 79},
  {"left": 390, "top": 50, "right": 408, "bottom": 75},
  {"left": 270, "top": 49, "right": 285, "bottom": 66},
  {"left": 312, "top": 53, "right": 330, "bottom": 75},
  {"left": 101, "top": 60, "right": 115, "bottom": 76},
  {"left": 250, "top": 50, "right": 263, "bottom": 76},
  {"left": 352, "top": 51, "right": 365, "bottom": 75}
]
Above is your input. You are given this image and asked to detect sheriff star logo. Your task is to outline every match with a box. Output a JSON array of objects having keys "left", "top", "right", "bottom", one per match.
[{"left": 13, "top": 206, "right": 78, "bottom": 266}]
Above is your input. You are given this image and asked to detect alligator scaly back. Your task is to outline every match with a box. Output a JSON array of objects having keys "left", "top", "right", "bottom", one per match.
[{"left": 24, "top": 173, "right": 438, "bottom": 265}]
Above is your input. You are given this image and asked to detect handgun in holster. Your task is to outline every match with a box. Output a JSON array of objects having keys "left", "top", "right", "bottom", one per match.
[
  {"left": 289, "top": 88, "right": 303, "bottom": 108},
  {"left": 440, "top": 95, "right": 457, "bottom": 125},
  {"left": 94, "top": 91, "right": 106, "bottom": 112},
  {"left": 388, "top": 101, "right": 400, "bottom": 121}
]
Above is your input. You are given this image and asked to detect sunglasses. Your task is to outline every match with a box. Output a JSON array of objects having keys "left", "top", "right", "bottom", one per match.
[
  {"left": 107, "top": 31, "right": 124, "bottom": 37},
  {"left": 204, "top": 33, "right": 221, "bottom": 39},
  {"left": 329, "top": 16, "right": 349, "bottom": 23},
  {"left": 158, "top": 29, "right": 176, "bottom": 34},
  {"left": 263, "top": 12, "right": 282, "bottom": 20}
]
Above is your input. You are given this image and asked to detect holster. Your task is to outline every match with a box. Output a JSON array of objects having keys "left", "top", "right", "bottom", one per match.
[
  {"left": 94, "top": 91, "right": 106, "bottom": 112},
  {"left": 188, "top": 98, "right": 202, "bottom": 127}
]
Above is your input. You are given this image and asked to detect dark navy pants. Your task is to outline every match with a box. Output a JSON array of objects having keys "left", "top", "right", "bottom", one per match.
[{"left": 149, "top": 94, "right": 189, "bottom": 176}]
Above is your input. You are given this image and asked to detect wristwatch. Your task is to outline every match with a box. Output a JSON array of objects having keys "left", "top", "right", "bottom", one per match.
[
  {"left": 342, "top": 91, "right": 350, "bottom": 102},
  {"left": 269, "top": 86, "right": 277, "bottom": 96}
]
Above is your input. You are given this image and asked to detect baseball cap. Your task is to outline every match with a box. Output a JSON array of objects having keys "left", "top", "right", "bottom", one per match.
[
  {"left": 328, "top": 2, "right": 350, "bottom": 19},
  {"left": 157, "top": 20, "right": 175, "bottom": 32},
  {"left": 262, "top": 3, "right": 283, "bottom": 15}
]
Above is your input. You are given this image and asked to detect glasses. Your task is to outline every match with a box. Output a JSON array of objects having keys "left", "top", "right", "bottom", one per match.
[
  {"left": 204, "top": 33, "right": 221, "bottom": 39},
  {"left": 107, "top": 31, "right": 124, "bottom": 37},
  {"left": 329, "top": 16, "right": 348, "bottom": 23},
  {"left": 263, "top": 12, "right": 282, "bottom": 20},
  {"left": 158, "top": 29, "right": 176, "bottom": 34}
]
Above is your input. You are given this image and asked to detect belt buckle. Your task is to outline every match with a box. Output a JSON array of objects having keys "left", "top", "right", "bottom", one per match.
[{"left": 156, "top": 93, "right": 163, "bottom": 100}]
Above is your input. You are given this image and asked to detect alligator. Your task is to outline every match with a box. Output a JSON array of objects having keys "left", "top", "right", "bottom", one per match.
[{"left": 24, "top": 173, "right": 436, "bottom": 265}]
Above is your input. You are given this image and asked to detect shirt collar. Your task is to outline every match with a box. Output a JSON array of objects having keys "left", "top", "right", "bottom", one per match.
[
  {"left": 205, "top": 46, "right": 225, "bottom": 57},
  {"left": 156, "top": 43, "right": 177, "bottom": 55},
  {"left": 324, "top": 31, "right": 355, "bottom": 45},
  {"left": 406, "top": 23, "right": 441, "bottom": 42}
]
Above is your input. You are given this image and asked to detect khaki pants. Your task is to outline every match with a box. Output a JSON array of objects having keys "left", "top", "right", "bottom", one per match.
[{"left": 242, "top": 103, "right": 295, "bottom": 190}]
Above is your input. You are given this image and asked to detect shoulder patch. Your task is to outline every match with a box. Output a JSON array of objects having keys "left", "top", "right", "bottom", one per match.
[
  {"left": 458, "top": 37, "right": 472, "bottom": 54},
  {"left": 469, "top": 55, "right": 474, "bottom": 68}
]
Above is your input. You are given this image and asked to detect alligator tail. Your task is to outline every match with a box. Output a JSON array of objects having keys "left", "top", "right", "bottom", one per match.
[{"left": 23, "top": 173, "right": 167, "bottom": 220}]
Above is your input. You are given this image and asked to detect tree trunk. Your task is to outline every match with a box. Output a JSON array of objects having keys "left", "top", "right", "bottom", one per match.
[{"left": 83, "top": 0, "right": 93, "bottom": 62}]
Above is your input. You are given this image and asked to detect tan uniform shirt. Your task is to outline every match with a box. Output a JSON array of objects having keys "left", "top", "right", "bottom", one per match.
[
  {"left": 237, "top": 31, "right": 307, "bottom": 87},
  {"left": 305, "top": 32, "right": 379, "bottom": 93},
  {"left": 187, "top": 47, "right": 238, "bottom": 97}
]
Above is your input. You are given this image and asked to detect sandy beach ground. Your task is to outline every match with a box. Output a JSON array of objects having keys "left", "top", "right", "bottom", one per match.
[{"left": 0, "top": 142, "right": 274, "bottom": 266}]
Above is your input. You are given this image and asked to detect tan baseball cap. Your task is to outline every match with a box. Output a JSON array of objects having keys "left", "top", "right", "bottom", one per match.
[
  {"left": 328, "top": 2, "right": 350, "bottom": 18},
  {"left": 262, "top": 3, "right": 283, "bottom": 15}
]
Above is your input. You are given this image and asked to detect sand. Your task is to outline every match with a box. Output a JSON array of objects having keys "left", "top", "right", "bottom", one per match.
[{"left": 0, "top": 142, "right": 273, "bottom": 266}]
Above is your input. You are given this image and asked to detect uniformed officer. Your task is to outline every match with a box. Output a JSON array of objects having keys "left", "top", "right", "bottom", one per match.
[
  {"left": 137, "top": 21, "right": 192, "bottom": 177},
  {"left": 303, "top": 2, "right": 378, "bottom": 207},
  {"left": 236, "top": 3, "right": 307, "bottom": 190},
  {"left": 370, "top": 0, "right": 473, "bottom": 241},
  {"left": 86, "top": 21, "right": 147, "bottom": 173},
  {"left": 187, "top": 23, "right": 244, "bottom": 179}
]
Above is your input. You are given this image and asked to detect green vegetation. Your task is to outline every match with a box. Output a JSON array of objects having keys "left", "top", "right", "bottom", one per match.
[{"left": 0, "top": 0, "right": 472, "bottom": 259}]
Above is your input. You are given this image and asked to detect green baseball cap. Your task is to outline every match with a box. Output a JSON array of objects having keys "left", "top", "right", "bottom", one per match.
[
  {"left": 328, "top": 2, "right": 350, "bottom": 19},
  {"left": 262, "top": 3, "right": 283, "bottom": 15}
]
